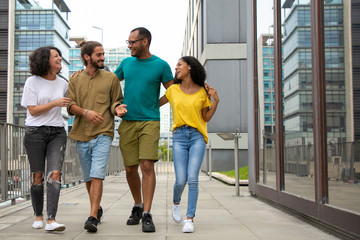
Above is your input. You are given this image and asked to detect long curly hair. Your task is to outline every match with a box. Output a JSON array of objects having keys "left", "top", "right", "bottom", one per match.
[
  {"left": 174, "top": 56, "right": 207, "bottom": 87},
  {"left": 29, "top": 46, "right": 62, "bottom": 76}
]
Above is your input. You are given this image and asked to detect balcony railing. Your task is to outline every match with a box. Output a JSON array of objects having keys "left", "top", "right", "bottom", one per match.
[{"left": 0, "top": 122, "right": 124, "bottom": 205}]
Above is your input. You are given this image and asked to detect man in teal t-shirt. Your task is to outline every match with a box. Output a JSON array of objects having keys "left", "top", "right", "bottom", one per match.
[
  {"left": 114, "top": 27, "right": 173, "bottom": 233},
  {"left": 115, "top": 55, "right": 172, "bottom": 121}
]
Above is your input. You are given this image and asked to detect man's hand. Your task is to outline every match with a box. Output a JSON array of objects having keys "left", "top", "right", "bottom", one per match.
[
  {"left": 85, "top": 110, "right": 104, "bottom": 125},
  {"left": 115, "top": 104, "right": 127, "bottom": 117}
]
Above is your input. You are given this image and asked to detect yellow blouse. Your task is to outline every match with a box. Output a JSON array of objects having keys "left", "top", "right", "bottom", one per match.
[{"left": 165, "top": 84, "right": 212, "bottom": 143}]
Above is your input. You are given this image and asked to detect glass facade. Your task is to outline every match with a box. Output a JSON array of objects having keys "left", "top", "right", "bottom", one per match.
[
  {"left": 104, "top": 47, "right": 131, "bottom": 72},
  {"left": 281, "top": 0, "right": 348, "bottom": 201},
  {"left": 257, "top": 30, "right": 285, "bottom": 189},
  {"left": 69, "top": 48, "right": 82, "bottom": 76},
  {"left": 255, "top": 0, "right": 360, "bottom": 236},
  {"left": 13, "top": 0, "right": 70, "bottom": 126},
  {"left": 257, "top": 32, "right": 276, "bottom": 189}
]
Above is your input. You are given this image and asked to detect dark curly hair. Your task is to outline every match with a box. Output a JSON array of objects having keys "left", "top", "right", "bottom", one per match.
[
  {"left": 29, "top": 46, "right": 62, "bottom": 76},
  {"left": 174, "top": 56, "right": 207, "bottom": 87}
]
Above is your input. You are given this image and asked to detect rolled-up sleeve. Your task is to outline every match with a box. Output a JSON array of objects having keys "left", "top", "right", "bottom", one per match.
[
  {"left": 110, "top": 75, "right": 123, "bottom": 116},
  {"left": 67, "top": 77, "right": 77, "bottom": 115}
]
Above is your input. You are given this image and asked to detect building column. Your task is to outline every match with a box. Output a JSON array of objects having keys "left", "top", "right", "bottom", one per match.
[{"left": 7, "top": 0, "right": 15, "bottom": 124}]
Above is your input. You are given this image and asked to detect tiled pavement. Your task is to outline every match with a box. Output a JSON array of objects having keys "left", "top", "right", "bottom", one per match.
[{"left": 0, "top": 170, "right": 340, "bottom": 240}]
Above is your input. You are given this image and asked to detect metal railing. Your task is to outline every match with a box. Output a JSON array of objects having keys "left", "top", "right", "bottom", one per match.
[
  {"left": 0, "top": 123, "right": 29, "bottom": 204},
  {"left": 0, "top": 123, "right": 124, "bottom": 205},
  {"left": 259, "top": 141, "right": 360, "bottom": 182}
]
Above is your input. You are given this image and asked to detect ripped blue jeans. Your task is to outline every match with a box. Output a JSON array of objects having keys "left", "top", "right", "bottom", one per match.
[
  {"left": 172, "top": 125, "right": 206, "bottom": 218},
  {"left": 24, "top": 126, "right": 67, "bottom": 220}
]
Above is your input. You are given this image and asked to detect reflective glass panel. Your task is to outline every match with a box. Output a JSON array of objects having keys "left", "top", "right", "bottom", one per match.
[
  {"left": 326, "top": 1, "right": 360, "bottom": 214},
  {"left": 282, "top": 0, "right": 315, "bottom": 199},
  {"left": 257, "top": 0, "right": 276, "bottom": 189}
]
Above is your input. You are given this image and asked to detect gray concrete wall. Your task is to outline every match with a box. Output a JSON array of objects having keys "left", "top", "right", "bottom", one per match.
[
  {"left": 202, "top": 149, "right": 248, "bottom": 172},
  {"left": 246, "top": 0, "right": 256, "bottom": 193},
  {"left": 205, "top": 0, "right": 247, "bottom": 43},
  {"left": 182, "top": 0, "right": 249, "bottom": 172},
  {"left": 199, "top": 0, "right": 249, "bottom": 172},
  {"left": 205, "top": 60, "right": 248, "bottom": 134},
  {"left": 198, "top": 0, "right": 249, "bottom": 171}
]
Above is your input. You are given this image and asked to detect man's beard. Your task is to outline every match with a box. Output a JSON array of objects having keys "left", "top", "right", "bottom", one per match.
[{"left": 90, "top": 57, "right": 104, "bottom": 69}]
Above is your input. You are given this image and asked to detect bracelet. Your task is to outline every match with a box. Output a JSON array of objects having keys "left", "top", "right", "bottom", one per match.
[{"left": 84, "top": 109, "right": 88, "bottom": 116}]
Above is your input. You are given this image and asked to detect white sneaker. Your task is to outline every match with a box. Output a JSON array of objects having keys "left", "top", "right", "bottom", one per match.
[
  {"left": 45, "top": 222, "right": 66, "bottom": 231},
  {"left": 182, "top": 219, "right": 194, "bottom": 233},
  {"left": 32, "top": 220, "right": 43, "bottom": 229},
  {"left": 172, "top": 204, "right": 182, "bottom": 223}
]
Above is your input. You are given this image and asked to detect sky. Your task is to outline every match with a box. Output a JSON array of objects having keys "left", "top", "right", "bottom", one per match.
[
  {"left": 61, "top": 0, "right": 273, "bottom": 70},
  {"left": 64, "top": 0, "right": 188, "bottom": 74},
  {"left": 257, "top": 0, "right": 274, "bottom": 38}
]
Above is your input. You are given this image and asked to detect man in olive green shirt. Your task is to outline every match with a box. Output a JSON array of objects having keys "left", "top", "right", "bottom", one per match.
[{"left": 68, "top": 41, "right": 127, "bottom": 233}]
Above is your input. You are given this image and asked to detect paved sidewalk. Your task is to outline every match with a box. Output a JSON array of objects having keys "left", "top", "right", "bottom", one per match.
[{"left": 0, "top": 171, "right": 339, "bottom": 240}]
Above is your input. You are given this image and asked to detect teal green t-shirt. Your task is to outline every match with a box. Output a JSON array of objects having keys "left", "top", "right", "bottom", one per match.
[{"left": 114, "top": 55, "right": 173, "bottom": 121}]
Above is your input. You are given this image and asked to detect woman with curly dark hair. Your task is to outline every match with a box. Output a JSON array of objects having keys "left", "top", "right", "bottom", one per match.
[
  {"left": 21, "top": 46, "right": 71, "bottom": 231},
  {"left": 160, "top": 56, "right": 219, "bottom": 233}
]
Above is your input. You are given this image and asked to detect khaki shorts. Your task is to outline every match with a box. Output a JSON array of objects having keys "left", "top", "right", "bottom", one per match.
[{"left": 118, "top": 120, "right": 160, "bottom": 167}]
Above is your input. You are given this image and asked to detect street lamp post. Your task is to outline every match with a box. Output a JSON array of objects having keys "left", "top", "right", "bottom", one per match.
[
  {"left": 217, "top": 129, "right": 242, "bottom": 197},
  {"left": 92, "top": 26, "right": 103, "bottom": 44}
]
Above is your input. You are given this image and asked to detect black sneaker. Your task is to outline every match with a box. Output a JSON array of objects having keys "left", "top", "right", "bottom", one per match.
[
  {"left": 126, "top": 206, "right": 143, "bottom": 225},
  {"left": 84, "top": 216, "right": 98, "bottom": 233},
  {"left": 142, "top": 213, "right": 155, "bottom": 232},
  {"left": 97, "top": 206, "right": 103, "bottom": 224}
]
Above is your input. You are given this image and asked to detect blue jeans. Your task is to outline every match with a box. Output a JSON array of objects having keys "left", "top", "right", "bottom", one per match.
[
  {"left": 23, "top": 126, "right": 67, "bottom": 220},
  {"left": 76, "top": 135, "right": 112, "bottom": 182},
  {"left": 172, "top": 125, "right": 206, "bottom": 218}
]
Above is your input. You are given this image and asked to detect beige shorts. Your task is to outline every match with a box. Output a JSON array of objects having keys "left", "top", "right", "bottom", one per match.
[{"left": 118, "top": 120, "right": 160, "bottom": 167}]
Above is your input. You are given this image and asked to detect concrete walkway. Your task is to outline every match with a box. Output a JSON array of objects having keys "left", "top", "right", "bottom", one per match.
[{"left": 0, "top": 171, "right": 340, "bottom": 240}]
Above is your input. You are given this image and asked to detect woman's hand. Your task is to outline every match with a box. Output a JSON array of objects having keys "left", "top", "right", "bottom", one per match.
[
  {"left": 27, "top": 97, "right": 72, "bottom": 116},
  {"left": 202, "top": 83, "right": 219, "bottom": 122},
  {"left": 53, "top": 97, "right": 72, "bottom": 107},
  {"left": 206, "top": 84, "right": 219, "bottom": 103}
]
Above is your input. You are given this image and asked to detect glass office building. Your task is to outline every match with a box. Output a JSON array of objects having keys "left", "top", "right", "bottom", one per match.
[
  {"left": 254, "top": 0, "right": 360, "bottom": 237},
  {"left": 282, "top": 0, "right": 347, "bottom": 146},
  {"left": 0, "top": 1, "right": 10, "bottom": 122},
  {"left": 12, "top": 0, "right": 70, "bottom": 126},
  {"left": 69, "top": 47, "right": 81, "bottom": 76},
  {"left": 257, "top": 34, "right": 285, "bottom": 149},
  {"left": 258, "top": 35, "right": 276, "bottom": 137},
  {"left": 104, "top": 47, "right": 130, "bottom": 73}
]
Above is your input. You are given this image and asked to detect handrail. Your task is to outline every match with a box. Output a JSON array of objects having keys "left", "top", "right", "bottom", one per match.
[{"left": 0, "top": 122, "right": 124, "bottom": 205}]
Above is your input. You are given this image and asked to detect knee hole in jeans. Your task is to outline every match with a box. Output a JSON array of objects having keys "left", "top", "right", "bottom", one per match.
[
  {"left": 31, "top": 171, "right": 44, "bottom": 185},
  {"left": 46, "top": 170, "right": 62, "bottom": 185}
]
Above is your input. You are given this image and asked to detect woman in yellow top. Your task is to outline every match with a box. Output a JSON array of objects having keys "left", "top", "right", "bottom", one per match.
[{"left": 160, "top": 56, "right": 219, "bottom": 233}]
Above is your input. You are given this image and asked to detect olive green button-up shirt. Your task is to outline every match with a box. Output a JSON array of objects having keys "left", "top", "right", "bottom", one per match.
[{"left": 68, "top": 69, "right": 123, "bottom": 142}]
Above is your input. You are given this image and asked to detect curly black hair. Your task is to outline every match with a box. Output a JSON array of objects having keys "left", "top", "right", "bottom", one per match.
[
  {"left": 29, "top": 46, "right": 62, "bottom": 76},
  {"left": 174, "top": 56, "right": 207, "bottom": 87}
]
